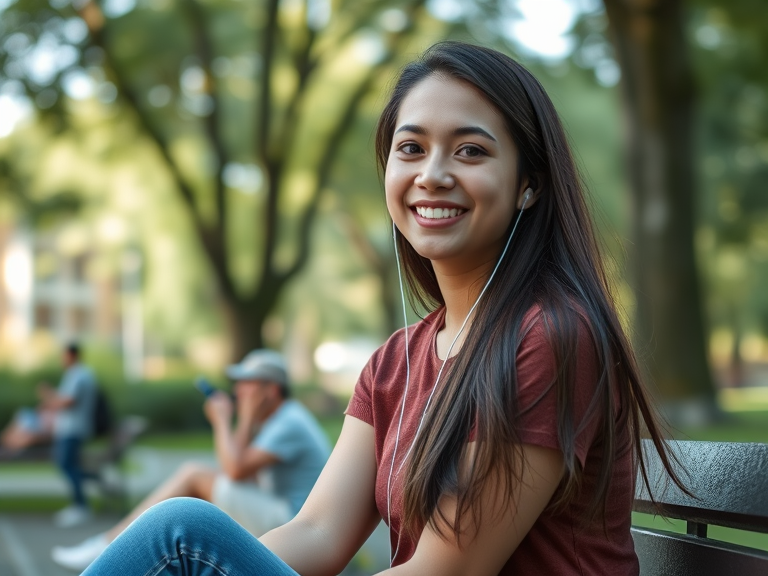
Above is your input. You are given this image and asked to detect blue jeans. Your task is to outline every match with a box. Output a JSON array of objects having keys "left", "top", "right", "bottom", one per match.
[
  {"left": 54, "top": 436, "right": 86, "bottom": 506},
  {"left": 83, "top": 498, "right": 300, "bottom": 576}
]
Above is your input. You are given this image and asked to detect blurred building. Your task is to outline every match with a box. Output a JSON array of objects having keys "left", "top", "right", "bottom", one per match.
[{"left": 0, "top": 222, "right": 122, "bottom": 365}]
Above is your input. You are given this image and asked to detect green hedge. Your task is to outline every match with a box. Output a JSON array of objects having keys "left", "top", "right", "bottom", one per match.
[
  {"left": 0, "top": 368, "right": 61, "bottom": 425},
  {"left": 108, "top": 383, "right": 214, "bottom": 430},
  {"left": 0, "top": 370, "right": 347, "bottom": 433},
  {"left": 0, "top": 371, "right": 217, "bottom": 432}
]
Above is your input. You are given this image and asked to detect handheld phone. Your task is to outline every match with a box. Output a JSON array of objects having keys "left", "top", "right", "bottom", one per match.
[{"left": 194, "top": 376, "right": 217, "bottom": 397}]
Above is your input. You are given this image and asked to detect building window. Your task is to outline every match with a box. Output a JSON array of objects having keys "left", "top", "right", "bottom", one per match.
[
  {"left": 72, "top": 254, "right": 89, "bottom": 283},
  {"left": 69, "top": 306, "right": 91, "bottom": 334},
  {"left": 34, "top": 303, "right": 53, "bottom": 329}
]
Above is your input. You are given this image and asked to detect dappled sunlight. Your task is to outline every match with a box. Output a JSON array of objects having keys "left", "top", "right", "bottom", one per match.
[{"left": 0, "top": 0, "right": 764, "bottom": 487}]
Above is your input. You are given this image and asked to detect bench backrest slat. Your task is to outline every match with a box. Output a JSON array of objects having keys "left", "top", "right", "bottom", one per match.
[
  {"left": 634, "top": 439, "right": 768, "bottom": 576},
  {"left": 636, "top": 439, "right": 768, "bottom": 533}
]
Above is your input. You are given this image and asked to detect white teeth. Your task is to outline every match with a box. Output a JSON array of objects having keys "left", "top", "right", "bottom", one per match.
[{"left": 415, "top": 206, "right": 464, "bottom": 219}]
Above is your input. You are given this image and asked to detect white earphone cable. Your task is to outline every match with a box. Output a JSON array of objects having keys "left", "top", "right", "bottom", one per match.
[
  {"left": 386, "top": 220, "right": 412, "bottom": 564},
  {"left": 386, "top": 192, "right": 531, "bottom": 566}
]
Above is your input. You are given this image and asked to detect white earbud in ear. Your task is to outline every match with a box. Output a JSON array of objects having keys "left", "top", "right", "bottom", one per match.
[{"left": 522, "top": 187, "right": 534, "bottom": 208}]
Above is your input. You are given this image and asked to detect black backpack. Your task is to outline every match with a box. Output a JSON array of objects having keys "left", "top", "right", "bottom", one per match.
[{"left": 93, "top": 388, "right": 113, "bottom": 437}]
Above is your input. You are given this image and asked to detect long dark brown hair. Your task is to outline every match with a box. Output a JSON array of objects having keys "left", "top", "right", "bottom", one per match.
[{"left": 375, "top": 41, "right": 687, "bottom": 542}]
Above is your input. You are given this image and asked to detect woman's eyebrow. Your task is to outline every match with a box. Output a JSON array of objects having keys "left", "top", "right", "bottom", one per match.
[
  {"left": 394, "top": 124, "right": 427, "bottom": 135},
  {"left": 453, "top": 126, "right": 497, "bottom": 142},
  {"left": 394, "top": 124, "right": 497, "bottom": 142}
]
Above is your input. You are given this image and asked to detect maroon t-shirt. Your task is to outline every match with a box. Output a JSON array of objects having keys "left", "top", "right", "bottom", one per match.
[{"left": 346, "top": 307, "right": 638, "bottom": 575}]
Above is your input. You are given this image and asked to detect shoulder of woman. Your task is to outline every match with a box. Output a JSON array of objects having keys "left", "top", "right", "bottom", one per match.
[{"left": 519, "top": 302, "right": 598, "bottom": 356}]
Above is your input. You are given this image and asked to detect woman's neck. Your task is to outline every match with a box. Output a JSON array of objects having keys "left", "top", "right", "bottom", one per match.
[{"left": 433, "top": 259, "right": 495, "bottom": 360}]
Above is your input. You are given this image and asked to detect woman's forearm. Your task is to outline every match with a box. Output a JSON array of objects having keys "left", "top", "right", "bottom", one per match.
[{"left": 259, "top": 516, "right": 348, "bottom": 576}]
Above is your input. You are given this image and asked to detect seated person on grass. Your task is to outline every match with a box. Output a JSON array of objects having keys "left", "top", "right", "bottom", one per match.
[{"left": 52, "top": 349, "right": 331, "bottom": 572}]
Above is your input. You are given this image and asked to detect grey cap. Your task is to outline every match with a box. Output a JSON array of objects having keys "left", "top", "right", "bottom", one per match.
[{"left": 225, "top": 349, "right": 288, "bottom": 385}]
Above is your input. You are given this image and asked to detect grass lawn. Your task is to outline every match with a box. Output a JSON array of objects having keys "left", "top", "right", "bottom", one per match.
[
  {"left": 631, "top": 513, "right": 768, "bottom": 553},
  {"left": 0, "top": 461, "right": 58, "bottom": 475},
  {"left": 134, "top": 430, "right": 213, "bottom": 450},
  {"left": 0, "top": 494, "right": 129, "bottom": 514},
  {"left": 676, "top": 410, "right": 768, "bottom": 443},
  {"left": 132, "top": 416, "right": 345, "bottom": 450}
]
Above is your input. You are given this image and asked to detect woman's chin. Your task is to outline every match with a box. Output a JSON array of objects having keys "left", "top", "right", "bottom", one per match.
[{"left": 409, "top": 244, "right": 458, "bottom": 263}]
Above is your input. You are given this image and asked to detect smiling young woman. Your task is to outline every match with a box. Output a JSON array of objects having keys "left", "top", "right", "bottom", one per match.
[{"left": 80, "top": 42, "right": 687, "bottom": 576}]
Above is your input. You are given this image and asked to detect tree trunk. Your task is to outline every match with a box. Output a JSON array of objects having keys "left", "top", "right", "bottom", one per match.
[
  {"left": 603, "top": 0, "right": 716, "bottom": 405},
  {"left": 337, "top": 213, "right": 401, "bottom": 338},
  {"left": 76, "top": 0, "right": 428, "bottom": 363},
  {"left": 221, "top": 300, "right": 261, "bottom": 361},
  {"left": 728, "top": 302, "right": 744, "bottom": 387},
  {"left": 221, "top": 290, "right": 287, "bottom": 361}
]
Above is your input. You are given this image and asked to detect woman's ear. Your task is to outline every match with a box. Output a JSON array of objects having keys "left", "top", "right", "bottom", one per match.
[{"left": 516, "top": 184, "right": 541, "bottom": 210}]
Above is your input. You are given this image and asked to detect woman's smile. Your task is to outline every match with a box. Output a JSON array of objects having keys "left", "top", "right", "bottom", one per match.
[{"left": 410, "top": 200, "right": 468, "bottom": 227}]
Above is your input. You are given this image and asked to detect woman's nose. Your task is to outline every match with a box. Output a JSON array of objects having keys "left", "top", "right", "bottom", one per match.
[{"left": 414, "top": 155, "right": 455, "bottom": 191}]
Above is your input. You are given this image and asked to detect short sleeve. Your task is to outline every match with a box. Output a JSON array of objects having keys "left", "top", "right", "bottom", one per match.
[
  {"left": 515, "top": 313, "right": 601, "bottom": 468},
  {"left": 345, "top": 355, "right": 375, "bottom": 426},
  {"left": 254, "top": 414, "right": 304, "bottom": 463},
  {"left": 58, "top": 369, "right": 86, "bottom": 400}
]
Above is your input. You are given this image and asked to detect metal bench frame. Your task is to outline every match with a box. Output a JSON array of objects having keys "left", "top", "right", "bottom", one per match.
[{"left": 633, "top": 439, "right": 768, "bottom": 575}]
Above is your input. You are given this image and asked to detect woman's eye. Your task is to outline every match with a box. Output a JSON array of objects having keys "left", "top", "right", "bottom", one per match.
[
  {"left": 458, "top": 145, "right": 485, "bottom": 158},
  {"left": 398, "top": 143, "right": 422, "bottom": 155}
]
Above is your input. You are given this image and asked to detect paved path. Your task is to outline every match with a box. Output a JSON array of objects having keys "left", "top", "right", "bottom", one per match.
[
  {"left": 0, "top": 512, "right": 120, "bottom": 576},
  {"left": 0, "top": 447, "right": 390, "bottom": 575},
  {"left": 0, "top": 448, "right": 218, "bottom": 499}
]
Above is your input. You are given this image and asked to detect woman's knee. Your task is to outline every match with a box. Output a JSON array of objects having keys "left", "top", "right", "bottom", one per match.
[
  {"left": 139, "top": 497, "right": 234, "bottom": 538},
  {"left": 128, "top": 498, "right": 269, "bottom": 565},
  {"left": 88, "top": 499, "right": 241, "bottom": 575},
  {"left": 102, "top": 497, "right": 299, "bottom": 576},
  {"left": 143, "top": 497, "right": 217, "bottom": 522}
]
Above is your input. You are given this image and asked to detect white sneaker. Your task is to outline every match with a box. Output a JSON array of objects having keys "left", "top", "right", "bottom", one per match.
[
  {"left": 53, "top": 504, "right": 92, "bottom": 528},
  {"left": 52, "top": 534, "right": 109, "bottom": 571}
]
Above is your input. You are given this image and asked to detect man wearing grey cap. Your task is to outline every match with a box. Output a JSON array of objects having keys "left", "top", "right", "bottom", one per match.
[{"left": 52, "top": 349, "right": 331, "bottom": 571}]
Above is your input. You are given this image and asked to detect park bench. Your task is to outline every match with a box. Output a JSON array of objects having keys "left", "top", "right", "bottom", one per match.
[
  {"left": 81, "top": 415, "right": 149, "bottom": 510},
  {"left": 632, "top": 439, "right": 768, "bottom": 575},
  {"left": 0, "top": 415, "right": 148, "bottom": 511}
]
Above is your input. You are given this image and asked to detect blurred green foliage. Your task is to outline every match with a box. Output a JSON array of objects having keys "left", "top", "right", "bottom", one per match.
[
  {"left": 0, "top": 367, "right": 348, "bottom": 432},
  {"left": 0, "top": 0, "right": 766, "bottom": 397},
  {"left": 0, "top": 370, "right": 211, "bottom": 430},
  {"left": 691, "top": 0, "right": 768, "bottom": 378}
]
